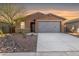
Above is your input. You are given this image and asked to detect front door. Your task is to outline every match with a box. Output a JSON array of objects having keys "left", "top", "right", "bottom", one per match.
[
  {"left": 30, "top": 19, "right": 36, "bottom": 32},
  {"left": 30, "top": 22, "right": 35, "bottom": 32}
]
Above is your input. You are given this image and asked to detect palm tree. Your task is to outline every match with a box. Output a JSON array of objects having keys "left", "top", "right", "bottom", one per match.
[{"left": 0, "top": 4, "right": 26, "bottom": 33}]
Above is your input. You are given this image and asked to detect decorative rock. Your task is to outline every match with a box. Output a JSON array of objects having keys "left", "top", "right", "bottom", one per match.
[{"left": 0, "top": 34, "right": 37, "bottom": 52}]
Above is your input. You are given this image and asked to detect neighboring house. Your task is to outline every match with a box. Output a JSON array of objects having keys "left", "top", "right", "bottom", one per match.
[
  {"left": 15, "top": 12, "right": 66, "bottom": 33},
  {"left": 64, "top": 18, "right": 79, "bottom": 33}
]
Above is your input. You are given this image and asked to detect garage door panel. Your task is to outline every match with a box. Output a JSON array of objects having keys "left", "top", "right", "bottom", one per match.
[{"left": 38, "top": 21, "right": 60, "bottom": 33}]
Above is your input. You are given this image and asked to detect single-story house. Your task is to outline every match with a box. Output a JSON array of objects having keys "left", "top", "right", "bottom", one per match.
[
  {"left": 15, "top": 12, "right": 66, "bottom": 33},
  {"left": 64, "top": 18, "right": 79, "bottom": 33}
]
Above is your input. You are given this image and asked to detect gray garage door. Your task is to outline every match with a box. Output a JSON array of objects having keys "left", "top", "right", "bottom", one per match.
[{"left": 38, "top": 21, "right": 60, "bottom": 33}]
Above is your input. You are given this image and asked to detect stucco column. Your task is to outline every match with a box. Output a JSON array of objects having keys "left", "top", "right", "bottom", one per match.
[{"left": 61, "top": 22, "right": 64, "bottom": 33}]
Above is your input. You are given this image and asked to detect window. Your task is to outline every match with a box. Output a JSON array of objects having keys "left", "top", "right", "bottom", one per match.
[
  {"left": 77, "top": 28, "right": 79, "bottom": 32},
  {"left": 71, "top": 25, "right": 75, "bottom": 32},
  {"left": 20, "top": 22, "right": 25, "bottom": 29},
  {"left": 71, "top": 25, "right": 75, "bottom": 30}
]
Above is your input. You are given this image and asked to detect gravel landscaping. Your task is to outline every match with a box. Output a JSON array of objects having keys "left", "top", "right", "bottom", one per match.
[{"left": 0, "top": 33, "right": 37, "bottom": 53}]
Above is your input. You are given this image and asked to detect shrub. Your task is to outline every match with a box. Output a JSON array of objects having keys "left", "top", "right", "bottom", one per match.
[{"left": 0, "top": 29, "right": 5, "bottom": 37}]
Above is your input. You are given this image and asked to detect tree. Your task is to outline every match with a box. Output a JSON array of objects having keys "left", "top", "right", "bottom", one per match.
[{"left": 0, "top": 4, "right": 26, "bottom": 33}]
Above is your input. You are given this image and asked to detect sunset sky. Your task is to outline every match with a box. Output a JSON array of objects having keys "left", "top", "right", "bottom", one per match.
[
  {"left": 1, "top": 3, "right": 79, "bottom": 20},
  {"left": 22, "top": 3, "right": 79, "bottom": 20},
  {"left": 20, "top": 3, "right": 79, "bottom": 19}
]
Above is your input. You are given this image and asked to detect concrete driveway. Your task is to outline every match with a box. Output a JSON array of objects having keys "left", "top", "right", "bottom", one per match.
[{"left": 37, "top": 33, "right": 79, "bottom": 52}]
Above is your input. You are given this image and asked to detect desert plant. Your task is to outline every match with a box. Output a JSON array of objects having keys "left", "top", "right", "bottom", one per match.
[
  {"left": 0, "top": 4, "right": 26, "bottom": 33},
  {"left": 19, "top": 29, "right": 27, "bottom": 38},
  {"left": 0, "top": 29, "right": 5, "bottom": 37}
]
